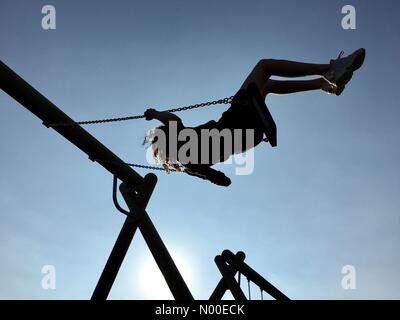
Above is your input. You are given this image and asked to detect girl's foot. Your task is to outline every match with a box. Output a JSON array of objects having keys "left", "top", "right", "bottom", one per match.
[
  {"left": 321, "top": 79, "right": 338, "bottom": 95},
  {"left": 324, "top": 48, "right": 366, "bottom": 89},
  {"left": 321, "top": 78, "right": 348, "bottom": 96}
]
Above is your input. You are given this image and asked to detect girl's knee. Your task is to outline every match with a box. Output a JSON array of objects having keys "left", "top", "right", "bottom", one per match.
[
  {"left": 255, "top": 59, "right": 272, "bottom": 77},
  {"left": 256, "top": 59, "right": 268, "bottom": 68}
]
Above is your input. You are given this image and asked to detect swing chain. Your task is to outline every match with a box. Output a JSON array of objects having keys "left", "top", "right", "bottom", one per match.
[
  {"left": 117, "top": 162, "right": 167, "bottom": 171},
  {"left": 49, "top": 96, "right": 234, "bottom": 127},
  {"left": 247, "top": 277, "right": 251, "bottom": 300},
  {"left": 95, "top": 158, "right": 178, "bottom": 172},
  {"left": 165, "top": 97, "right": 233, "bottom": 113}
]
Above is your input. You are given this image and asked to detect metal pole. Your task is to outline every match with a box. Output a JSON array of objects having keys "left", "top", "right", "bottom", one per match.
[
  {"left": 91, "top": 217, "right": 139, "bottom": 300},
  {"left": 213, "top": 254, "right": 247, "bottom": 301},
  {"left": 121, "top": 180, "right": 193, "bottom": 300},
  {"left": 209, "top": 251, "right": 246, "bottom": 300},
  {"left": 0, "top": 60, "right": 143, "bottom": 187},
  {"left": 222, "top": 250, "right": 290, "bottom": 300},
  {"left": 91, "top": 174, "right": 157, "bottom": 300},
  {"left": 0, "top": 60, "right": 192, "bottom": 300}
]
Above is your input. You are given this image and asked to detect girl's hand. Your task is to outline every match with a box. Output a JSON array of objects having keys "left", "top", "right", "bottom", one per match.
[{"left": 144, "top": 108, "right": 158, "bottom": 120}]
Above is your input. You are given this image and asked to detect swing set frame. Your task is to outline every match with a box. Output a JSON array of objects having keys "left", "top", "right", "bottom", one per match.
[{"left": 0, "top": 60, "right": 285, "bottom": 300}]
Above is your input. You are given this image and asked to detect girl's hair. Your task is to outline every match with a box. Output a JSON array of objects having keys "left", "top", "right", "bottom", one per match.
[{"left": 143, "top": 125, "right": 185, "bottom": 173}]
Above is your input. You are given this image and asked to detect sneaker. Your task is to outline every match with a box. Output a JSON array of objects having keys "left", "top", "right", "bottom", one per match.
[
  {"left": 322, "top": 81, "right": 349, "bottom": 96},
  {"left": 324, "top": 48, "right": 366, "bottom": 88},
  {"left": 321, "top": 81, "right": 338, "bottom": 95}
]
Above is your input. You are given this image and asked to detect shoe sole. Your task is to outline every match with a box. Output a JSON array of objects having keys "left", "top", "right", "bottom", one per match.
[
  {"left": 350, "top": 48, "right": 366, "bottom": 71},
  {"left": 335, "top": 70, "right": 354, "bottom": 96},
  {"left": 336, "top": 84, "right": 346, "bottom": 96},
  {"left": 336, "top": 69, "right": 353, "bottom": 88}
]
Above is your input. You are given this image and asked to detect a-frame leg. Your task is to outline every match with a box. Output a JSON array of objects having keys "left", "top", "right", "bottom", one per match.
[
  {"left": 91, "top": 216, "right": 140, "bottom": 300},
  {"left": 92, "top": 173, "right": 193, "bottom": 300},
  {"left": 91, "top": 174, "right": 155, "bottom": 300},
  {"left": 210, "top": 251, "right": 247, "bottom": 301},
  {"left": 222, "top": 250, "right": 290, "bottom": 301}
]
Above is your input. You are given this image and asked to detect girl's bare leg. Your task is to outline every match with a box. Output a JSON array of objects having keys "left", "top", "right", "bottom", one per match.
[
  {"left": 259, "top": 59, "right": 330, "bottom": 78},
  {"left": 240, "top": 59, "right": 331, "bottom": 95},
  {"left": 263, "top": 78, "right": 330, "bottom": 96}
]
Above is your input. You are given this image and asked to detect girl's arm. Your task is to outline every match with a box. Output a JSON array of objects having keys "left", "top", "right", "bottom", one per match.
[{"left": 144, "top": 108, "right": 183, "bottom": 126}]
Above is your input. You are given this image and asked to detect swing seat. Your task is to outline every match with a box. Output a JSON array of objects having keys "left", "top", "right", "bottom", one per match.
[{"left": 247, "top": 82, "right": 277, "bottom": 147}]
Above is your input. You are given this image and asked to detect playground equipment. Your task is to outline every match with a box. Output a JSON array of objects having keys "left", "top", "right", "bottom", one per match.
[{"left": 0, "top": 60, "right": 286, "bottom": 300}]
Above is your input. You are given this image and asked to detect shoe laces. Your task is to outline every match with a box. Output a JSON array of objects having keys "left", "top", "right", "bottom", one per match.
[
  {"left": 329, "top": 51, "right": 345, "bottom": 67},
  {"left": 337, "top": 50, "right": 345, "bottom": 59}
]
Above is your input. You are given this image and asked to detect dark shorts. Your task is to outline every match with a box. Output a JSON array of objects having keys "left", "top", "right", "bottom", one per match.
[
  {"left": 216, "top": 89, "right": 265, "bottom": 147},
  {"left": 186, "top": 89, "right": 265, "bottom": 166}
]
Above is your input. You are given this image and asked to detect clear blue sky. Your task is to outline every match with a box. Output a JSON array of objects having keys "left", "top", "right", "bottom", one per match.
[{"left": 0, "top": 0, "right": 399, "bottom": 299}]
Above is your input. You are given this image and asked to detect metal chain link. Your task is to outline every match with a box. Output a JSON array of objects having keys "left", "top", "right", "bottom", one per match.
[
  {"left": 49, "top": 96, "right": 234, "bottom": 127},
  {"left": 95, "top": 158, "right": 179, "bottom": 172},
  {"left": 166, "top": 97, "right": 233, "bottom": 113},
  {"left": 124, "top": 162, "right": 178, "bottom": 172},
  {"left": 247, "top": 278, "right": 251, "bottom": 300}
]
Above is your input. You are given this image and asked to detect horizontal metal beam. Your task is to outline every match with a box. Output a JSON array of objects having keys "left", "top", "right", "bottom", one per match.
[{"left": 0, "top": 60, "right": 143, "bottom": 187}]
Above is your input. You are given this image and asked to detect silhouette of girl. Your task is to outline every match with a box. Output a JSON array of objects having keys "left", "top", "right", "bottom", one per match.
[{"left": 144, "top": 49, "right": 365, "bottom": 186}]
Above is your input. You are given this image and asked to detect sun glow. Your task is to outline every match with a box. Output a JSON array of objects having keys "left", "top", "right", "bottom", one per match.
[{"left": 139, "top": 250, "right": 194, "bottom": 299}]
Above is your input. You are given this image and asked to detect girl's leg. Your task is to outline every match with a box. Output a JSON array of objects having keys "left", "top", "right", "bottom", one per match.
[
  {"left": 240, "top": 49, "right": 365, "bottom": 97},
  {"left": 240, "top": 59, "right": 330, "bottom": 93},
  {"left": 263, "top": 78, "right": 331, "bottom": 96},
  {"left": 260, "top": 59, "right": 330, "bottom": 78}
]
